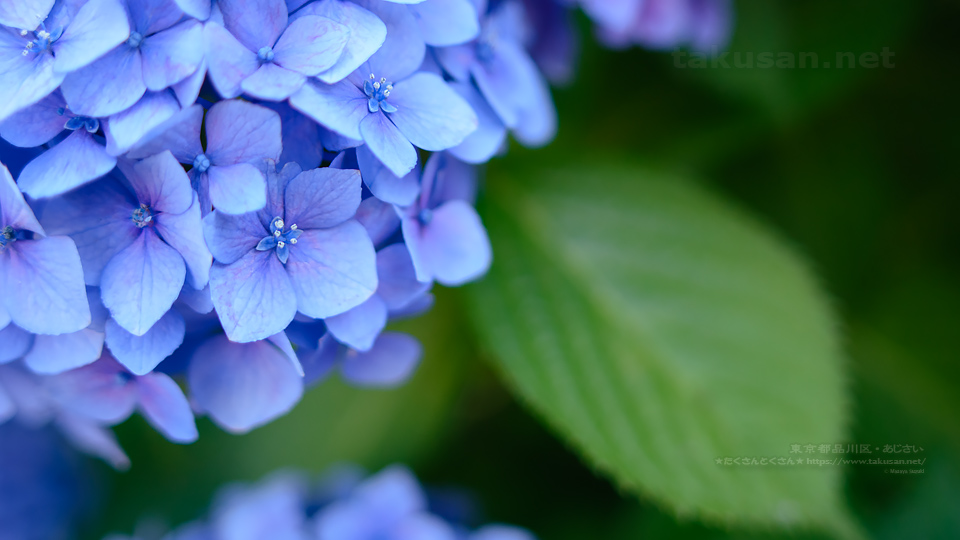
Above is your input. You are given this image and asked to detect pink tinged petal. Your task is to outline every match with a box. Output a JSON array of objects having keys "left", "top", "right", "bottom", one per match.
[
  {"left": 359, "top": 112, "right": 417, "bottom": 178},
  {"left": 47, "top": 358, "right": 138, "bottom": 423},
  {"left": 125, "top": 150, "right": 194, "bottom": 214},
  {"left": 296, "top": 0, "right": 385, "bottom": 84},
  {"left": 448, "top": 81, "right": 506, "bottom": 164},
  {"left": 103, "top": 91, "right": 180, "bottom": 156},
  {"left": 17, "top": 129, "right": 116, "bottom": 199},
  {"left": 126, "top": 104, "right": 204, "bottom": 163},
  {"left": 23, "top": 329, "right": 104, "bottom": 374},
  {"left": 188, "top": 334, "right": 303, "bottom": 433},
  {"left": 209, "top": 251, "right": 297, "bottom": 343},
  {"left": 388, "top": 72, "right": 478, "bottom": 151},
  {"left": 61, "top": 46, "right": 145, "bottom": 117},
  {"left": 0, "top": 44, "right": 63, "bottom": 123},
  {"left": 203, "top": 22, "right": 259, "bottom": 99},
  {"left": 172, "top": 58, "right": 206, "bottom": 108},
  {"left": 285, "top": 222, "right": 378, "bottom": 319},
  {"left": 0, "top": 324, "right": 34, "bottom": 363},
  {"left": 402, "top": 201, "right": 491, "bottom": 285},
  {"left": 100, "top": 228, "right": 186, "bottom": 336},
  {"left": 55, "top": 413, "right": 130, "bottom": 469},
  {"left": 273, "top": 15, "right": 349, "bottom": 76},
  {"left": 0, "top": 0, "right": 55, "bottom": 31},
  {"left": 105, "top": 309, "right": 185, "bottom": 375},
  {"left": 356, "top": 143, "right": 420, "bottom": 206},
  {"left": 410, "top": 0, "right": 479, "bottom": 46},
  {"left": 174, "top": 0, "right": 211, "bottom": 20},
  {"left": 155, "top": 200, "right": 212, "bottom": 289},
  {"left": 207, "top": 163, "right": 268, "bottom": 214},
  {"left": 288, "top": 79, "right": 368, "bottom": 140},
  {"left": 355, "top": 196, "right": 400, "bottom": 247},
  {"left": 136, "top": 371, "right": 198, "bottom": 442},
  {"left": 52, "top": 0, "right": 130, "bottom": 74},
  {"left": 202, "top": 210, "right": 266, "bottom": 265},
  {"left": 219, "top": 0, "right": 288, "bottom": 52},
  {"left": 0, "top": 92, "right": 67, "bottom": 147},
  {"left": 0, "top": 164, "right": 43, "bottom": 234},
  {"left": 205, "top": 99, "right": 282, "bottom": 164},
  {"left": 283, "top": 167, "right": 362, "bottom": 229},
  {"left": 353, "top": 0, "right": 425, "bottom": 82},
  {"left": 340, "top": 332, "right": 422, "bottom": 387},
  {"left": 2, "top": 237, "right": 91, "bottom": 334},
  {"left": 140, "top": 20, "right": 205, "bottom": 91},
  {"left": 376, "top": 243, "right": 430, "bottom": 311},
  {"left": 325, "top": 294, "right": 387, "bottom": 352},
  {"left": 240, "top": 63, "right": 307, "bottom": 101}
]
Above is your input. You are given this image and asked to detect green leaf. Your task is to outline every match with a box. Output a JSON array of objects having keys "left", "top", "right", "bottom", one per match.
[{"left": 467, "top": 159, "right": 860, "bottom": 536}]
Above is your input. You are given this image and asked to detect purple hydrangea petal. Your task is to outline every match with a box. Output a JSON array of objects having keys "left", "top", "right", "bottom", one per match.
[
  {"left": 394, "top": 514, "right": 458, "bottom": 540},
  {"left": 55, "top": 412, "right": 130, "bottom": 469},
  {"left": 52, "top": 0, "right": 130, "bottom": 74},
  {"left": 0, "top": 0, "right": 55, "bottom": 31},
  {"left": 127, "top": 0, "right": 186, "bottom": 35},
  {"left": 100, "top": 228, "right": 186, "bottom": 336},
  {"left": 188, "top": 334, "right": 304, "bottom": 433},
  {"left": 410, "top": 0, "right": 479, "bottom": 47},
  {"left": 178, "top": 283, "right": 214, "bottom": 314},
  {"left": 273, "top": 15, "right": 349, "bottom": 76},
  {"left": 213, "top": 473, "right": 308, "bottom": 540},
  {"left": 386, "top": 72, "right": 477, "bottom": 151},
  {"left": 0, "top": 324, "right": 34, "bottom": 363},
  {"left": 355, "top": 196, "right": 400, "bottom": 247},
  {"left": 206, "top": 100, "right": 282, "bottom": 165},
  {"left": 289, "top": 79, "right": 368, "bottom": 140},
  {"left": 155, "top": 200, "right": 212, "bottom": 290},
  {"left": 314, "top": 503, "right": 375, "bottom": 539},
  {"left": 103, "top": 91, "right": 181, "bottom": 156},
  {"left": 354, "top": 0, "right": 424, "bottom": 82},
  {"left": 356, "top": 143, "right": 420, "bottom": 206},
  {"left": 207, "top": 163, "right": 268, "bottom": 214},
  {"left": 0, "top": 43, "right": 63, "bottom": 124},
  {"left": 295, "top": 0, "right": 385, "bottom": 84},
  {"left": 0, "top": 163, "right": 44, "bottom": 234},
  {"left": 0, "top": 382, "right": 13, "bottom": 422},
  {"left": 125, "top": 103, "right": 204, "bottom": 162},
  {"left": 47, "top": 357, "right": 138, "bottom": 423},
  {"left": 23, "top": 329, "right": 104, "bottom": 374},
  {"left": 354, "top": 464, "right": 426, "bottom": 517},
  {"left": 210, "top": 250, "right": 297, "bottom": 342},
  {"left": 2, "top": 237, "right": 91, "bottom": 335},
  {"left": 17, "top": 129, "right": 116, "bottom": 199},
  {"left": 0, "top": 92, "right": 66, "bottom": 148},
  {"left": 203, "top": 22, "right": 260, "bottom": 99},
  {"left": 241, "top": 63, "right": 307, "bottom": 101},
  {"left": 340, "top": 332, "right": 422, "bottom": 388},
  {"left": 105, "top": 309, "right": 185, "bottom": 375},
  {"left": 325, "top": 295, "right": 387, "bottom": 352},
  {"left": 172, "top": 58, "right": 206, "bottom": 108},
  {"left": 447, "top": 81, "right": 506, "bottom": 164},
  {"left": 359, "top": 112, "right": 417, "bottom": 177},
  {"left": 202, "top": 209, "right": 267, "bottom": 265},
  {"left": 469, "top": 525, "right": 537, "bottom": 540},
  {"left": 219, "top": 0, "right": 288, "bottom": 52},
  {"left": 283, "top": 167, "right": 361, "bottom": 230},
  {"left": 402, "top": 200, "right": 491, "bottom": 286},
  {"left": 141, "top": 20, "right": 205, "bottom": 91},
  {"left": 61, "top": 46, "right": 146, "bottom": 118},
  {"left": 263, "top": 102, "right": 324, "bottom": 170},
  {"left": 376, "top": 243, "right": 430, "bottom": 311},
  {"left": 285, "top": 222, "right": 378, "bottom": 319},
  {"left": 122, "top": 150, "right": 194, "bottom": 215},
  {"left": 174, "top": 0, "right": 211, "bottom": 20},
  {"left": 581, "top": 0, "right": 643, "bottom": 35},
  {"left": 0, "top": 302, "right": 9, "bottom": 330},
  {"left": 136, "top": 371, "right": 198, "bottom": 443},
  {"left": 267, "top": 332, "right": 305, "bottom": 377}
]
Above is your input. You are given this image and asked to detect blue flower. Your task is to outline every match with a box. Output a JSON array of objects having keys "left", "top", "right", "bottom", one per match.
[
  {"left": 0, "top": 162, "right": 90, "bottom": 335},
  {"left": 290, "top": 1, "right": 478, "bottom": 177},
  {"left": 288, "top": 0, "right": 387, "bottom": 84},
  {"left": 204, "top": 161, "right": 377, "bottom": 342},
  {"left": 581, "top": 0, "right": 734, "bottom": 51}
]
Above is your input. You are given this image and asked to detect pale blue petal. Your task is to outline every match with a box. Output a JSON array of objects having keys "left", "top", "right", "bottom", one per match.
[
  {"left": 61, "top": 46, "right": 146, "bottom": 117},
  {"left": 325, "top": 295, "right": 387, "bottom": 352},
  {"left": 288, "top": 79, "right": 368, "bottom": 140},
  {"left": 0, "top": 92, "right": 66, "bottom": 147},
  {"left": 219, "top": 0, "right": 288, "bottom": 52},
  {"left": 376, "top": 243, "right": 430, "bottom": 311},
  {"left": 52, "top": 0, "right": 130, "bottom": 74},
  {"left": 340, "top": 332, "right": 422, "bottom": 387},
  {"left": 125, "top": 104, "right": 204, "bottom": 163},
  {"left": 241, "top": 63, "right": 307, "bottom": 101},
  {"left": 274, "top": 15, "right": 349, "bottom": 76},
  {"left": 352, "top": 0, "right": 424, "bottom": 82},
  {"left": 356, "top": 143, "right": 420, "bottom": 206},
  {"left": 355, "top": 196, "right": 400, "bottom": 247},
  {"left": 410, "top": 0, "right": 479, "bottom": 46},
  {"left": 17, "top": 129, "right": 116, "bottom": 199},
  {"left": 141, "top": 20, "right": 205, "bottom": 91},
  {"left": 447, "top": 81, "right": 507, "bottom": 164},
  {"left": 205, "top": 100, "right": 282, "bottom": 164},
  {"left": 23, "top": 329, "right": 104, "bottom": 374},
  {"left": 174, "top": 0, "right": 211, "bottom": 20},
  {"left": 0, "top": 163, "right": 44, "bottom": 234},
  {"left": 359, "top": 112, "right": 417, "bottom": 177},
  {"left": 387, "top": 72, "right": 478, "bottom": 151},
  {"left": 203, "top": 22, "right": 259, "bottom": 99},
  {"left": 0, "top": 324, "right": 34, "bottom": 364},
  {"left": 209, "top": 251, "right": 297, "bottom": 343},
  {"left": 202, "top": 209, "right": 266, "bottom": 265},
  {"left": 103, "top": 91, "right": 181, "bottom": 156},
  {"left": 122, "top": 150, "right": 194, "bottom": 214},
  {"left": 155, "top": 200, "right": 212, "bottom": 289},
  {"left": 207, "top": 163, "right": 268, "bottom": 214},
  {"left": 469, "top": 525, "right": 537, "bottom": 540},
  {"left": 136, "top": 371, "right": 198, "bottom": 442},
  {"left": 294, "top": 0, "right": 385, "bottom": 84},
  {"left": 0, "top": 0, "right": 55, "bottom": 31},
  {"left": 283, "top": 167, "right": 362, "bottom": 230},
  {"left": 55, "top": 412, "right": 130, "bottom": 469},
  {"left": 47, "top": 358, "right": 138, "bottom": 423},
  {"left": 105, "top": 309, "right": 185, "bottom": 375},
  {"left": 402, "top": 200, "right": 491, "bottom": 286}
]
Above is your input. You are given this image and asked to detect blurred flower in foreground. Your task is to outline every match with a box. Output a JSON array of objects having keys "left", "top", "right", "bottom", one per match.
[{"left": 105, "top": 465, "right": 537, "bottom": 540}]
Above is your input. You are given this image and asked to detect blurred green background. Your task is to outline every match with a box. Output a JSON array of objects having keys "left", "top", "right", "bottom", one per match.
[{"left": 80, "top": 0, "right": 959, "bottom": 538}]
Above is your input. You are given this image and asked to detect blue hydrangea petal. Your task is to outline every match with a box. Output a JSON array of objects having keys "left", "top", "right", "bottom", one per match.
[
  {"left": 294, "top": 0, "right": 385, "bottom": 84},
  {"left": 174, "top": 0, "right": 211, "bottom": 21},
  {"left": 210, "top": 250, "right": 297, "bottom": 343},
  {"left": 0, "top": 0, "right": 55, "bottom": 31},
  {"left": 202, "top": 209, "right": 266, "bottom": 265},
  {"left": 354, "top": 196, "right": 400, "bottom": 247},
  {"left": 103, "top": 90, "right": 181, "bottom": 156},
  {"left": 122, "top": 150, "right": 194, "bottom": 215},
  {"left": 55, "top": 412, "right": 130, "bottom": 469},
  {"left": 340, "top": 332, "right": 422, "bottom": 388},
  {"left": 359, "top": 112, "right": 417, "bottom": 178},
  {"left": 447, "top": 81, "right": 507, "bottom": 164},
  {"left": 262, "top": 102, "right": 324, "bottom": 170},
  {"left": 0, "top": 383, "right": 13, "bottom": 422},
  {"left": 207, "top": 163, "right": 268, "bottom": 215},
  {"left": 126, "top": 103, "right": 204, "bottom": 162},
  {"left": 61, "top": 46, "right": 145, "bottom": 117},
  {"left": 356, "top": 143, "right": 420, "bottom": 206},
  {"left": 273, "top": 15, "right": 349, "bottom": 76},
  {"left": 387, "top": 72, "right": 478, "bottom": 151},
  {"left": 469, "top": 525, "right": 537, "bottom": 540},
  {"left": 314, "top": 502, "right": 377, "bottom": 539},
  {"left": 17, "top": 129, "right": 117, "bottom": 199},
  {"left": 1, "top": 237, "right": 91, "bottom": 335},
  {"left": 0, "top": 38, "right": 64, "bottom": 123},
  {"left": 690, "top": 0, "right": 735, "bottom": 51},
  {"left": 351, "top": 464, "right": 427, "bottom": 517},
  {"left": 203, "top": 22, "right": 260, "bottom": 99},
  {"left": 289, "top": 79, "right": 368, "bottom": 140},
  {"left": 402, "top": 200, "right": 491, "bottom": 286},
  {"left": 285, "top": 222, "right": 378, "bottom": 319},
  {"left": 219, "top": 0, "right": 288, "bottom": 52},
  {"left": 240, "top": 63, "right": 307, "bottom": 101},
  {"left": 136, "top": 371, "right": 198, "bottom": 443},
  {"left": 283, "top": 167, "right": 362, "bottom": 230},
  {"left": 205, "top": 100, "right": 282, "bottom": 165},
  {"left": 376, "top": 243, "right": 430, "bottom": 311},
  {"left": 127, "top": 0, "right": 185, "bottom": 36},
  {"left": 155, "top": 200, "right": 212, "bottom": 290},
  {"left": 50, "top": 0, "right": 130, "bottom": 74},
  {"left": 258, "top": 161, "right": 300, "bottom": 226},
  {"left": 100, "top": 228, "right": 186, "bottom": 336},
  {"left": 172, "top": 58, "right": 206, "bottom": 107},
  {"left": 434, "top": 42, "right": 473, "bottom": 81},
  {"left": 410, "top": 0, "right": 480, "bottom": 47},
  {"left": 140, "top": 20, "right": 205, "bottom": 91},
  {"left": 105, "top": 308, "right": 185, "bottom": 375},
  {"left": 0, "top": 303, "right": 9, "bottom": 331},
  {"left": 212, "top": 473, "right": 308, "bottom": 539},
  {"left": 0, "top": 92, "right": 67, "bottom": 148},
  {"left": 0, "top": 324, "right": 34, "bottom": 363},
  {"left": 354, "top": 0, "right": 425, "bottom": 82},
  {"left": 0, "top": 164, "right": 44, "bottom": 234},
  {"left": 188, "top": 334, "right": 303, "bottom": 433},
  {"left": 46, "top": 357, "right": 138, "bottom": 423},
  {"left": 23, "top": 329, "right": 104, "bottom": 374},
  {"left": 394, "top": 514, "right": 458, "bottom": 540},
  {"left": 325, "top": 295, "right": 387, "bottom": 352}
]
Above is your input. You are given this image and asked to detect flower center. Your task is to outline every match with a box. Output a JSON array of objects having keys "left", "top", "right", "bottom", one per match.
[
  {"left": 0, "top": 226, "right": 16, "bottom": 249},
  {"left": 193, "top": 153, "right": 211, "bottom": 173},
  {"left": 132, "top": 204, "right": 154, "bottom": 228},
  {"left": 256, "top": 217, "right": 302, "bottom": 264},
  {"left": 364, "top": 74, "right": 397, "bottom": 114},
  {"left": 58, "top": 107, "right": 99, "bottom": 133},
  {"left": 20, "top": 22, "right": 63, "bottom": 56},
  {"left": 127, "top": 31, "right": 144, "bottom": 48},
  {"left": 257, "top": 46, "right": 275, "bottom": 63},
  {"left": 417, "top": 208, "right": 433, "bottom": 225}
]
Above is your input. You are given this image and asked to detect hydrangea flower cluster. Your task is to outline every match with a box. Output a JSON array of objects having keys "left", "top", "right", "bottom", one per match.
[
  {"left": 0, "top": 0, "right": 734, "bottom": 466},
  {"left": 106, "top": 465, "right": 536, "bottom": 540}
]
